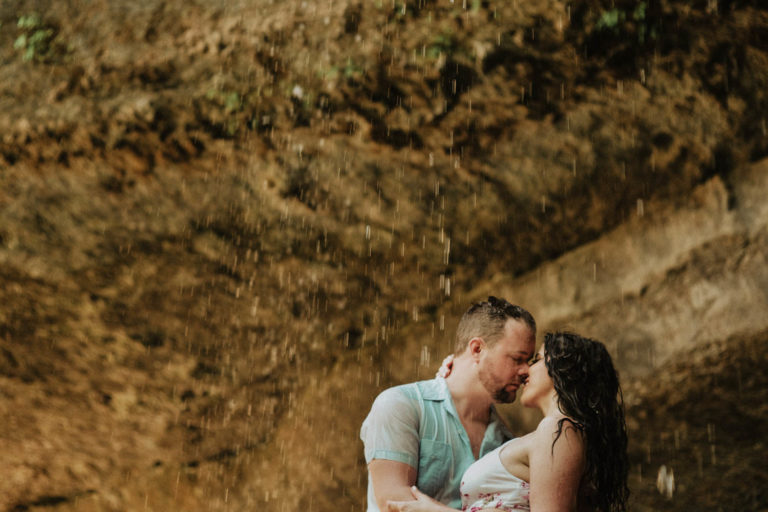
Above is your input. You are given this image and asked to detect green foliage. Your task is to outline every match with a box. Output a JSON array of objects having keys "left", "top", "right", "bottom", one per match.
[
  {"left": 426, "top": 32, "right": 471, "bottom": 61},
  {"left": 13, "top": 13, "right": 55, "bottom": 62},
  {"left": 206, "top": 89, "right": 242, "bottom": 113},
  {"left": 17, "top": 13, "right": 42, "bottom": 30},
  {"left": 393, "top": 1, "right": 407, "bottom": 17},
  {"left": 595, "top": 8, "right": 625, "bottom": 30},
  {"left": 342, "top": 59, "right": 364, "bottom": 78},
  {"left": 427, "top": 33, "right": 453, "bottom": 59},
  {"left": 318, "top": 58, "right": 364, "bottom": 81},
  {"left": 633, "top": 2, "right": 647, "bottom": 22},
  {"left": 205, "top": 88, "right": 245, "bottom": 135},
  {"left": 593, "top": 1, "right": 656, "bottom": 44},
  {"left": 429, "top": 32, "right": 458, "bottom": 59},
  {"left": 224, "top": 92, "right": 241, "bottom": 112}
]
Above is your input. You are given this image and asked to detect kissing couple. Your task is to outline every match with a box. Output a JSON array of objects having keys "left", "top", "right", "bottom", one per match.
[{"left": 361, "top": 297, "right": 629, "bottom": 512}]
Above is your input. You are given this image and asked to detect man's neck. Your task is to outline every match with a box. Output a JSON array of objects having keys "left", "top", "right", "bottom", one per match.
[{"left": 444, "top": 356, "right": 493, "bottom": 424}]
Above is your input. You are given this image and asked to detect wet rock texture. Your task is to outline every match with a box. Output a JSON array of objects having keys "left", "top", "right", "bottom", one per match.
[{"left": 0, "top": 0, "right": 766, "bottom": 510}]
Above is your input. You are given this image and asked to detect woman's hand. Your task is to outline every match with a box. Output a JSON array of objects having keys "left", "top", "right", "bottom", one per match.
[
  {"left": 435, "top": 354, "right": 454, "bottom": 378},
  {"left": 387, "top": 486, "right": 450, "bottom": 512}
]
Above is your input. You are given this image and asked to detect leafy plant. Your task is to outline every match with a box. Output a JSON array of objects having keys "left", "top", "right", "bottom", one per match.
[
  {"left": 594, "top": 1, "right": 657, "bottom": 44},
  {"left": 427, "top": 32, "right": 459, "bottom": 59},
  {"left": 203, "top": 88, "right": 245, "bottom": 135},
  {"left": 595, "top": 8, "right": 625, "bottom": 30},
  {"left": 206, "top": 89, "right": 242, "bottom": 113},
  {"left": 318, "top": 58, "right": 364, "bottom": 81},
  {"left": 13, "top": 13, "right": 56, "bottom": 62},
  {"left": 342, "top": 59, "right": 364, "bottom": 79}
]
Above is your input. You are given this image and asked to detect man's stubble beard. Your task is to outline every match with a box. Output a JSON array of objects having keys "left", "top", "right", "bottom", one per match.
[
  {"left": 491, "top": 387, "right": 516, "bottom": 404},
  {"left": 478, "top": 366, "right": 516, "bottom": 404}
]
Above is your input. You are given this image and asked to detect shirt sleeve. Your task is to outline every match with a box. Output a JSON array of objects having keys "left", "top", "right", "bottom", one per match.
[{"left": 360, "top": 386, "right": 420, "bottom": 468}]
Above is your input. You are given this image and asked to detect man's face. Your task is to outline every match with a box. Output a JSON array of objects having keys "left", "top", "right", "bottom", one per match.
[{"left": 477, "top": 319, "right": 535, "bottom": 403}]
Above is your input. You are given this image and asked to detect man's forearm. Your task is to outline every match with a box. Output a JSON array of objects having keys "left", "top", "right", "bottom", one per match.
[{"left": 368, "top": 459, "right": 418, "bottom": 511}]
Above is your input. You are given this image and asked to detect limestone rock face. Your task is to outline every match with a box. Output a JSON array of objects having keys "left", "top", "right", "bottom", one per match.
[
  {"left": 1, "top": 0, "right": 767, "bottom": 511},
  {"left": 489, "top": 161, "right": 768, "bottom": 381}
]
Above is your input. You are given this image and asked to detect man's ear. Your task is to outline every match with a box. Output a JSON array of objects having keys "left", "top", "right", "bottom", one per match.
[{"left": 468, "top": 337, "right": 485, "bottom": 361}]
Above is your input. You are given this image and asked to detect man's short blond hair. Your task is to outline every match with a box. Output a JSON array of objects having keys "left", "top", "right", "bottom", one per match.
[{"left": 454, "top": 296, "right": 536, "bottom": 354}]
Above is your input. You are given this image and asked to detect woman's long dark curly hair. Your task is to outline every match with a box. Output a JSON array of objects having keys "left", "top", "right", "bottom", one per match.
[{"left": 544, "top": 331, "right": 629, "bottom": 512}]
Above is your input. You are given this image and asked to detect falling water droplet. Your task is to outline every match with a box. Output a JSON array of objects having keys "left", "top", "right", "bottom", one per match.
[
  {"left": 420, "top": 345, "right": 430, "bottom": 366},
  {"left": 656, "top": 465, "right": 675, "bottom": 498}
]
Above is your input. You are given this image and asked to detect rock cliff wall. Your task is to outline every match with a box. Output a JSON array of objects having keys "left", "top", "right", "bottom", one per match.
[{"left": 0, "top": 0, "right": 767, "bottom": 511}]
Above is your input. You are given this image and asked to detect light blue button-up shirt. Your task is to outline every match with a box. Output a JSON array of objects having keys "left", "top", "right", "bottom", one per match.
[{"left": 360, "top": 377, "right": 513, "bottom": 511}]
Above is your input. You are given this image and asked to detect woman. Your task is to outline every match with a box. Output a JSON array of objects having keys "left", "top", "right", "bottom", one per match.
[{"left": 388, "top": 332, "right": 629, "bottom": 512}]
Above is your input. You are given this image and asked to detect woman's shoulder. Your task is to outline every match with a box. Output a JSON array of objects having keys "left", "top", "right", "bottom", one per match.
[
  {"left": 527, "top": 413, "right": 585, "bottom": 477},
  {"left": 535, "top": 414, "right": 560, "bottom": 431},
  {"left": 535, "top": 413, "right": 581, "bottom": 431},
  {"left": 533, "top": 414, "right": 585, "bottom": 449},
  {"left": 534, "top": 414, "right": 566, "bottom": 435}
]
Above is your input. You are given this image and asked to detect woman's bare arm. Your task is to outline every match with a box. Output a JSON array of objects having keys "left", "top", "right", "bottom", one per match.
[{"left": 528, "top": 416, "right": 585, "bottom": 512}]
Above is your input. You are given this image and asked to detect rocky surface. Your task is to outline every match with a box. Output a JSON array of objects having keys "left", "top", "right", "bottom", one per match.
[{"left": 0, "top": 0, "right": 766, "bottom": 510}]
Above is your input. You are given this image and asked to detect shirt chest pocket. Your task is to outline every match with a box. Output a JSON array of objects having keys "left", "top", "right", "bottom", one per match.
[{"left": 417, "top": 439, "right": 453, "bottom": 497}]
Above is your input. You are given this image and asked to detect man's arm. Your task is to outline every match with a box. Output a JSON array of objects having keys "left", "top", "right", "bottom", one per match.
[
  {"left": 361, "top": 387, "right": 421, "bottom": 510},
  {"left": 368, "top": 459, "right": 418, "bottom": 511}
]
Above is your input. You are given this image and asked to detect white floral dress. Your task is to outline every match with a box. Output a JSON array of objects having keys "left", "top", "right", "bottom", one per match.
[{"left": 460, "top": 441, "right": 530, "bottom": 511}]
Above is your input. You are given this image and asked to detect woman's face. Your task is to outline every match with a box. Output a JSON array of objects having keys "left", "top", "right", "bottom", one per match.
[{"left": 520, "top": 346, "right": 555, "bottom": 408}]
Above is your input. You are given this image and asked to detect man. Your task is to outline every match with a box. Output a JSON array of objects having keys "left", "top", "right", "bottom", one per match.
[{"left": 360, "top": 296, "right": 536, "bottom": 511}]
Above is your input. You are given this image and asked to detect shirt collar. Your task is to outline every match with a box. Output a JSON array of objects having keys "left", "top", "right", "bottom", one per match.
[
  {"left": 419, "top": 377, "right": 451, "bottom": 401},
  {"left": 422, "top": 378, "right": 514, "bottom": 436}
]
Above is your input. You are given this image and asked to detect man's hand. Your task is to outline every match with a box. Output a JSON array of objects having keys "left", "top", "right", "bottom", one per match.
[
  {"left": 387, "top": 486, "right": 448, "bottom": 512},
  {"left": 435, "top": 354, "right": 454, "bottom": 378}
]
